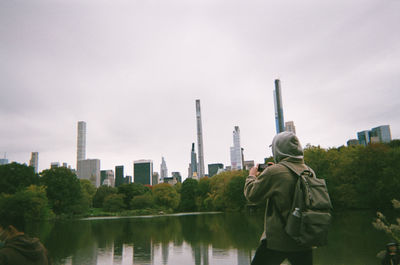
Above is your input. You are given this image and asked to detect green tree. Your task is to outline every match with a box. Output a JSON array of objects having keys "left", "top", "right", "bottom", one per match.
[
  {"left": 80, "top": 179, "right": 96, "bottom": 208},
  {"left": 118, "top": 183, "right": 149, "bottom": 208},
  {"left": 153, "top": 183, "right": 180, "bottom": 210},
  {"left": 93, "top": 185, "right": 117, "bottom": 208},
  {"left": 197, "top": 177, "right": 211, "bottom": 210},
  {"left": 0, "top": 185, "right": 53, "bottom": 229},
  {"left": 130, "top": 193, "right": 154, "bottom": 209},
  {"left": 0, "top": 162, "right": 39, "bottom": 194},
  {"left": 179, "top": 178, "right": 198, "bottom": 212},
  {"left": 225, "top": 174, "right": 247, "bottom": 211},
  {"left": 40, "top": 167, "right": 84, "bottom": 215},
  {"left": 103, "top": 194, "right": 126, "bottom": 212}
]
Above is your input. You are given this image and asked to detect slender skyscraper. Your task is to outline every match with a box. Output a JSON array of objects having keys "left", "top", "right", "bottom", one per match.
[
  {"left": 190, "top": 143, "right": 198, "bottom": 178},
  {"left": 77, "top": 121, "right": 86, "bottom": 166},
  {"left": 230, "top": 126, "right": 243, "bottom": 170},
  {"left": 273, "top": 79, "right": 285, "bottom": 134},
  {"left": 160, "top": 157, "right": 168, "bottom": 182},
  {"left": 195, "top": 100, "right": 205, "bottom": 178},
  {"left": 29, "top": 152, "right": 39, "bottom": 173}
]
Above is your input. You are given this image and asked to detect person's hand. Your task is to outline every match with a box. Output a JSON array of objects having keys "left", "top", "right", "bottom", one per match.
[{"left": 249, "top": 165, "right": 259, "bottom": 177}]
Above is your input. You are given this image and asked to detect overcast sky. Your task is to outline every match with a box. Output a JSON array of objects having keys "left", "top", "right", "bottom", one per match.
[{"left": 1, "top": 0, "right": 399, "bottom": 178}]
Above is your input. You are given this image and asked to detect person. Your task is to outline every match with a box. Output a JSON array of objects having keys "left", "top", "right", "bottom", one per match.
[
  {"left": 381, "top": 242, "right": 400, "bottom": 265},
  {"left": 244, "top": 131, "right": 313, "bottom": 265},
  {"left": 0, "top": 219, "right": 51, "bottom": 265}
]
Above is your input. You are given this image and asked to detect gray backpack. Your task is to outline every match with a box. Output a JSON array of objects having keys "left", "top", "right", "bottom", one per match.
[{"left": 281, "top": 162, "right": 333, "bottom": 247}]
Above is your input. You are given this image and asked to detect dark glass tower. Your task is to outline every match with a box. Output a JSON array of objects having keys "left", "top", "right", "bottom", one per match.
[
  {"left": 273, "top": 79, "right": 285, "bottom": 134},
  {"left": 115, "top": 165, "right": 124, "bottom": 187}
]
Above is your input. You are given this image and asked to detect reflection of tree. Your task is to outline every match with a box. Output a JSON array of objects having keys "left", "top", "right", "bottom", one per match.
[{"left": 44, "top": 213, "right": 264, "bottom": 264}]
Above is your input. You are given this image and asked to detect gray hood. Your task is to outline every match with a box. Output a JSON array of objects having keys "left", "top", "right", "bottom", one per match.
[{"left": 271, "top": 131, "right": 304, "bottom": 163}]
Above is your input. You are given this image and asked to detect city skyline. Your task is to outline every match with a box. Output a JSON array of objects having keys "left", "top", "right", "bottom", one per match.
[{"left": 1, "top": 0, "right": 399, "bottom": 178}]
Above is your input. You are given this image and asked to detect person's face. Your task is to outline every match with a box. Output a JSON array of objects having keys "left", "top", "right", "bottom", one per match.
[{"left": 389, "top": 245, "right": 398, "bottom": 254}]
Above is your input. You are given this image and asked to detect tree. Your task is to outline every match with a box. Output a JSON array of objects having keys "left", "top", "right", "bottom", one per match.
[
  {"left": 103, "top": 194, "right": 126, "bottom": 212},
  {"left": 0, "top": 185, "right": 53, "bottom": 229},
  {"left": 93, "top": 185, "right": 117, "bottom": 208},
  {"left": 118, "top": 183, "right": 149, "bottom": 208},
  {"left": 130, "top": 193, "right": 154, "bottom": 209},
  {"left": 40, "top": 167, "right": 84, "bottom": 215},
  {"left": 179, "top": 178, "right": 198, "bottom": 212},
  {"left": 196, "top": 177, "right": 211, "bottom": 210},
  {"left": 225, "top": 174, "right": 247, "bottom": 211},
  {"left": 153, "top": 183, "right": 180, "bottom": 210},
  {"left": 0, "top": 162, "right": 39, "bottom": 194},
  {"left": 80, "top": 179, "right": 96, "bottom": 208}
]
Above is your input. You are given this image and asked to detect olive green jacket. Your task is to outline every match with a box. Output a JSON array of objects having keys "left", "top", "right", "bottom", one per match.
[{"left": 244, "top": 157, "right": 312, "bottom": 252}]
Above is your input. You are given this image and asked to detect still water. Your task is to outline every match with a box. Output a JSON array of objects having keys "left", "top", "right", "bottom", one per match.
[{"left": 33, "top": 211, "right": 390, "bottom": 265}]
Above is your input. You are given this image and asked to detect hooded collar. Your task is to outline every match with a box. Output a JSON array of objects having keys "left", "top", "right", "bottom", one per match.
[{"left": 271, "top": 131, "right": 304, "bottom": 163}]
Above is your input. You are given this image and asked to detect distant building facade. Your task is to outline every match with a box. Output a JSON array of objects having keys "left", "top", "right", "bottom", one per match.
[
  {"left": 77, "top": 159, "right": 101, "bottom": 187},
  {"left": 189, "top": 143, "right": 198, "bottom": 179},
  {"left": 230, "top": 126, "right": 243, "bottom": 170},
  {"left": 101, "top": 170, "right": 115, "bottom": 187},
  {"left": 171, "top": 172, "right": 182, "bottom": 183},
  {"left": 152, "top": 172, "right": 159, "bottom": 186},
  {"left": 285, "top": 121, "right": 296, "bottom": 134},
  {"left": 50, "top": 162, "right": 60, "bottom": 168},
  {"left": 208, "top": 163, "right": 224, "bottom": 177},
  {"left": 371, "top": 125, "right": 392, "bottom": 143},
  {"left": 243, "top": 160, "right": 255, "bottom": 170},
  {"left": 77, "top": 121, "right": 86, "bottom": 166},
  {"left": 357, "top": 125, "right": 392, "bottom": 146},
  {"left": 115, "top": 165, "right": 124, "bottom": 187},
  {"left": 0, "top": 158, "right": 8, "bottom": 165},
  {"left": 347, "top": 139, "right": 359, "bottom": 146},
  {"left": 29, "top": 152, "right": 39, "bottom": 173},
  {"left": 160, "top": 157, "right": 168, "bottom": 183},
  {"left": 133, "top": 160, "right": 153, "bottom": 185}
]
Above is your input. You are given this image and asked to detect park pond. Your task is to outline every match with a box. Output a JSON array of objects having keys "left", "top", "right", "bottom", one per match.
[{"left": 31, "top": 210, "right": 390, "bottom": 265}]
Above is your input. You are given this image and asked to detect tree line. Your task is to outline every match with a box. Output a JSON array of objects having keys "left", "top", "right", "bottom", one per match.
[{"left": 1, "top": 140, "right": 399, "bottom": 225}]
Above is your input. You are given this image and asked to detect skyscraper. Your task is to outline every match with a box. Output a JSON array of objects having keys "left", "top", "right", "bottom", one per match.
[
  {"left": 208, "top": 163, "right": 224, "bottom": 177},
  {"left": 230, "top": 126, "right": 243, "bottom": 170},
  {"left": 195, "top": 100, "right": 205, "bottom": 178},
  {"left": 285, "top": 121, "right": 296, "bottom": 134},
  {"left": 77, "top": 121, "right": 86, "bottom": 166},
  {"left": 371, "top": 125, "right": 392, "bottom": 143},
  {"left": 273, "top": 79, "right": 285, "bottom": 134},
  {"left": 357, "top": 125, "right": 392, "bottom": 146},
  {"left": 29, "top": 152, "right": 39, "bottom": 173},
  {"left": 133, "top": 160, "right": 153, "bottom": 185},
  {"left": 115, "top": 165, "right": 124, "bottom": 187},
  {"left": 189, "top": 143, "right": 198, "bottom": 178},
  {"left": 160, "top": 157, "right": 168, "bottom": 182},
  {"left": 77, "top": 159, "right": 101, "bottom": 187}
]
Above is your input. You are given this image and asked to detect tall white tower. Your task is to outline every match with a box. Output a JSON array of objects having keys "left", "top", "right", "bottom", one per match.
[
  {"left": 160, "top": 157, "right": 168, "bottom": 182},
  {"left": 77, "top": 121, "right": 86, "bottom": 167},
  {"left": 230, "top": 126, "right": 243, "bottom": 170},
  {"left": 195, "top": 100, "right": 205, "bottom": 178}
]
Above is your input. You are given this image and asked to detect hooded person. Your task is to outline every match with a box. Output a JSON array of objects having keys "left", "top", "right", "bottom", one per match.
[
  {"left": 244, "top": 131, "right": 313, "bottom": 265},
  {"left": 0, "top": 215, "right": 52, "bottom": 265}
]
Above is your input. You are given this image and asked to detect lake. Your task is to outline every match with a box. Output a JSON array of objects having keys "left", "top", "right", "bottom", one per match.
[{"left": 32, "top": 210, "right": 391, "bottom": 265}]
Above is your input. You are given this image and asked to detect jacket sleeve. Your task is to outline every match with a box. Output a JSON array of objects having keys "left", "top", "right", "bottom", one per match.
[{"left": 244, "top": 167, "right": 281, "bottom": 204}]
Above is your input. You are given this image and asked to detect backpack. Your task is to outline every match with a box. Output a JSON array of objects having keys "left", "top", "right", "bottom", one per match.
[{"left": 281, "top": 162, "right": 333, "bottom": 247}]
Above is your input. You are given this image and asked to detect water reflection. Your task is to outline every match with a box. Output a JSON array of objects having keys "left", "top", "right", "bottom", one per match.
[
  {"left": 34, "top": 211, "right": 391, "bottom": 265},
  {"left": 41, "top": 213, "right": 259, "bottom": 265}
]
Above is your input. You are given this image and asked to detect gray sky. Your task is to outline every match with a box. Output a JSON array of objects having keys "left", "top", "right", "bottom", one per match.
[{"left": 1, "top": 0, "right": 399, "bottom": 179}]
